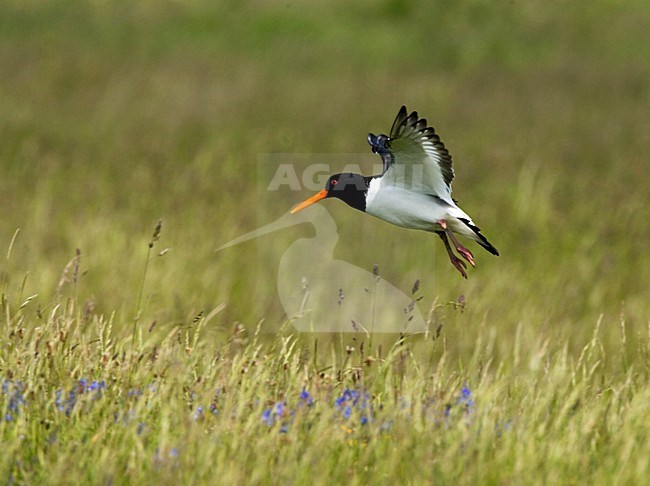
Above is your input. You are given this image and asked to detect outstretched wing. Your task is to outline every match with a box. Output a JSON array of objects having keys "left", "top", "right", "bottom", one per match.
[{"left": 381, "top": 106, "right": 455, "bottom": 202}]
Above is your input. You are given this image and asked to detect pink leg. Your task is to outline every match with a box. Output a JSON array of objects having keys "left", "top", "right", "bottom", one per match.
[
  {"left": 437, "top": 219, "right": 475, "bottom": 267},
  {"left": 436, "top": 231, "right": 468, "bottom": 279}
]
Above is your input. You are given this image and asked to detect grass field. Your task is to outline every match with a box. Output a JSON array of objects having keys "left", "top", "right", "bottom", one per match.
[{"left": 2, "top": 1, "right": 650, "bottom": 483}]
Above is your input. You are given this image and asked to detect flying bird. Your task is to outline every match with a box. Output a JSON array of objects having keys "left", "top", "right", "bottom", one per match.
[{"left": 291, "top": 106, "right": 499, "bottom": 278}]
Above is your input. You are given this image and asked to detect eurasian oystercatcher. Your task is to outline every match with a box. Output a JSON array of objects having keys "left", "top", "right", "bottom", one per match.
[{"left": 291, "top": 106, "right": 499, "bottom": 278}]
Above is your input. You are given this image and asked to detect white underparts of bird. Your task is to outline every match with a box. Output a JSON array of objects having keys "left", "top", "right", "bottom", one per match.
[{"left": 291, "top": 106, "right": 499, "bottom": 278}]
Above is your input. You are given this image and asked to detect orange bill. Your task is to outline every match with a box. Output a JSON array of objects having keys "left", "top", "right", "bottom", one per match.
[{"left": 290, "top": 189, "right": 328, "bottom": 214}]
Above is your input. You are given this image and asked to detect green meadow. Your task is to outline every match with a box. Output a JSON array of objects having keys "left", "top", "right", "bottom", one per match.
[{"left": 2, "top": 1, "right": 650, "bottom": 483}]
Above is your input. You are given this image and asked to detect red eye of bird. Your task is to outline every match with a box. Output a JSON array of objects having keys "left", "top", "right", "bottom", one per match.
[{"left": 331, "top": 180, "right": 337, "bottom": 185}]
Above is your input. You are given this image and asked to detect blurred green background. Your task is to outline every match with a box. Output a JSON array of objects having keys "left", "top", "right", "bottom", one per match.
[{"left": 1, "top": 0, "right": 649, "bottom": 359}]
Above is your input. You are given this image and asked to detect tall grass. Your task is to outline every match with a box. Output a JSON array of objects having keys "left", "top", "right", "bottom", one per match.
[
  {"left": 2, "top": 281, "right": 650, "bottom": 483},
  {"left": 1, "top": 0, "right": 650, "bottom": 483}
]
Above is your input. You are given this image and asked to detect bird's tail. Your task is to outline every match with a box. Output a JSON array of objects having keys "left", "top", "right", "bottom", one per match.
[{"left": 460, "top": 219, "right": 500, "bottom": 256}]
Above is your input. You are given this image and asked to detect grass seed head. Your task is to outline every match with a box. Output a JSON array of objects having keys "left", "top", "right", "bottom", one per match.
[{"left": 149, "top": 219, "right": 162, "bottom": 248}]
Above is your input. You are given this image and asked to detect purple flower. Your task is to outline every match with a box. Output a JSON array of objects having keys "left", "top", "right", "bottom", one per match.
[
  {"left": 457, "top": 386, "right": 474, "bottom": 409},
  {"left": 342, "top": 406, "right": 352, "bottom": 419},
  {"left": 443, "top": 386, "right": 475, "bottom": 420},
  {"left": 335, "top": 389, "right": 359, "bottom": 409},
  {"left": 262, "top": 408, "right": 273, "bottom": 426},
  {"left": 89, "top": 381, "right": 106, "bottom": 391},
  {"left": 3, "top": 380, "right": 27, "bottom": 421},
  {"left": 54, "top": 379, "right": 108, "bottom": 416},
  {"left": 444, "top": 404, "right": 452, "bottom": 417},
  {"left": 334, "top": 388, "right": 372, "bottom": 424},
  {"left": 299, "top": 388, "right": 313, "bottom": 406},
  {"left": 262, "top": 401, "right": 289, "bottom": 429},
  {"left": 274, "top": 402, "right": 285, "bottom": 416},
  {"left": 194, "top": 406, "right": 204, "bottom": 421}
]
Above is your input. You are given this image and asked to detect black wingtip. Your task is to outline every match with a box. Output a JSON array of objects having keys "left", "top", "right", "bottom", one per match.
[
  {"left": 460, "top": 219, "right": 500, "bottom": 256},
  {"left": 473, "top": 228, "right": 499, "bottom": 256},
  {"left": 480, "top": 239, "right": 500, "bottom": 256},
  {"left": 477, "top": 233, "right": 499, "bottom": 256},
  {"left": 390, "top": 106, "right": 410, "bottom": 136}
]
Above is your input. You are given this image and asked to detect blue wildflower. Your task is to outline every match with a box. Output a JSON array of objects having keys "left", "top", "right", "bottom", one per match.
[
  {"left": 334, "top": 388, "right": 372, "bottom": 424},
  {"left": 262, "top": 401, "right": 288, "bottom": 428},
  {"left": 442, "top": 386, "right": 475, "bottom": 422},
  {"left": 55, "top": 390, "right": 64, "bottom": 411},
  {"left": 194, "top": 406, "right": 204, "bottom": 421},
  {"left": 89, "top": 381, "right": 106, "bottom": 391},
  {"left": 275, "top": 402, "right": 285, "bottom": 416},
  {"left": 299, "top": 388, "right": 314, "bottom": 406},
  {"left": 335, "top": 389, "right": 361, "bottom": 409},
  {"left": 444, "top": 403, "right": 452, "bottom": 417},
  {"left": 262, "top": 408, "right": 273, "bottom": 426},
  {"left": 54, "top": 379, "right": 108, "bottom": 416},
  {"left": 3, "top": 380, "right": 27, "bottom": 421},
  {"left": 342, "top": 406, "right": 352, "bottom": 419},
  {"left": 457, "top": 386, "right": 474, "bottom": 410}
]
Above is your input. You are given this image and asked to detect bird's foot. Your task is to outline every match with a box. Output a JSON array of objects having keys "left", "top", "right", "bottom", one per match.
[
  {"left": 448, "top": 254, "right": 468, "bottom": 279},
  {"left": 438, "top": 219, "right": 476, "bottom": 268},
  {"left": 455, "top": 244, "right": 475, "bottom": 267}
]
